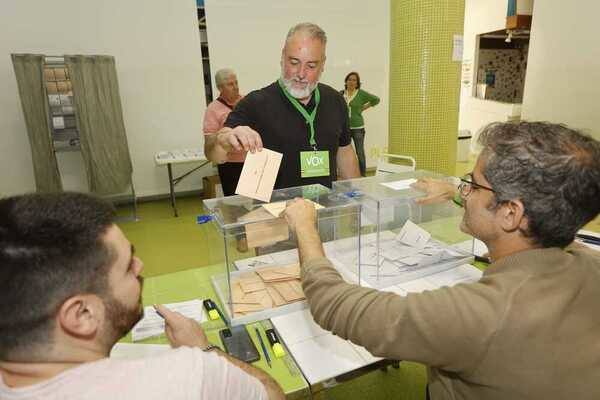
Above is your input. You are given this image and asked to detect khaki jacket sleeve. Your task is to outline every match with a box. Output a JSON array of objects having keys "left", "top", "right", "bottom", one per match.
[{"left": 302, "top": 257, "right": 504, "bottom": 373}]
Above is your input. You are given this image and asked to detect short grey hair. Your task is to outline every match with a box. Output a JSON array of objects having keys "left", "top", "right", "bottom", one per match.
[
  {"left": 478, "top": 121, "right": 600, "bottom": 248},
  {"left": 214, "top": 68, "right": 236, "bottom": 88},
  {"left": 285, "top": 22, "right": 327, "bottom": 46}
]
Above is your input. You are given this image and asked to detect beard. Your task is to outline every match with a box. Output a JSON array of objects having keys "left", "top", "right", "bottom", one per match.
[
  {"left": 103, "top": 276, "right": 144, "bottom": 347},
  {"left": 280, "top": 71, "right": 318, "bottom": 99}
]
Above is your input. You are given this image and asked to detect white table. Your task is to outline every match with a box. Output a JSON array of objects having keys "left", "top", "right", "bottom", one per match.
[{"left": 154, "top": 149, "right": 210, "bottom": 217}]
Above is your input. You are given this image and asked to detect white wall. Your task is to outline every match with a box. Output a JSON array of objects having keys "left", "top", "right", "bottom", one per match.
[
  {"left": 205, "top": 0, "right": 390, "bottom": 168},
  {"left": 0, "top": 0, "right": 208, "bottom": 197},
  {"left": 458, "top": 0, "right": 513, "bottom": 144},
  {"left": 522, "top": 0, "right": 600, "bottom": 139},
  {"left": 461, "top": 0, "right": 600, "bottom": 142}
]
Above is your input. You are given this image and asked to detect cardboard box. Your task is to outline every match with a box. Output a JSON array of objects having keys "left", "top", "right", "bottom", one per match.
[
  {"left": 202, "top": 175, "right": 223, "bottom": 199},
  {"left": 54, "top": 68, "right": 66, "bottom": 81},
  {"left": 46, "top": 82, "right": 58, "bottom": 94},
  {"left": 44, "top": 68, "right": 55, "bottom": 81},
  {"left": 56, "top": 81, "right": 68, "bottom": 93}
]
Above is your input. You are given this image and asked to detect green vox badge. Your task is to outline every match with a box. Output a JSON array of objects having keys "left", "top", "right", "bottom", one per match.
[{"left": 300, "top": 150, "right": 330, "bottom": 178}]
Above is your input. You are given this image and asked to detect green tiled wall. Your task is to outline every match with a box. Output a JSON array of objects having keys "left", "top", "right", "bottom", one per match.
[{"left": 389, "top": 0, "right": 465, "bottom": 175}]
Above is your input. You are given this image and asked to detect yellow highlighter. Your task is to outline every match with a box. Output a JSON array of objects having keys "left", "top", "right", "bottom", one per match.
[
  {"left": 265, "top": 328, "right": 286, "bottom": 358},
  {"left": 203, "top": 299, "right": 221, "bottom": 321}
]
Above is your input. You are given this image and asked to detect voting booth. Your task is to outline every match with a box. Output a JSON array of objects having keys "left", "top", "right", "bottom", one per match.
[
  {"left": 332, "top": 171, "right": 474, "bottom": 289},
  {"left": 203, "top": 184, "right": 361, "bottom": 326}
]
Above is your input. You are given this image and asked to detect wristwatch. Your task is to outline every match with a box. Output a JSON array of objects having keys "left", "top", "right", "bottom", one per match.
[{"left": 202, "top": 344, "right": 220, "bottom": 352}]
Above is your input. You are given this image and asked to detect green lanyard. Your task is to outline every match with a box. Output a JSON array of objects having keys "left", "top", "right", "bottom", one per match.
[{"left": 278, "top": 79, "right": 320, "bottom": 149}]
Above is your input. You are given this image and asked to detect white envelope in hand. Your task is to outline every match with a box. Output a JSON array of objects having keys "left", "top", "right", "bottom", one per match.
[{"left": 235, "top": 148, "right": 283, "bottom": 202}]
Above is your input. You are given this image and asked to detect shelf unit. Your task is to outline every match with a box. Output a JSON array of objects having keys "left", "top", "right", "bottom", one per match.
[
  {"left": 198, "top": 6, "right": 213, "bottom": 104},
  {"left": 42, "top": 56, "right": 138, "bottom": 220}
]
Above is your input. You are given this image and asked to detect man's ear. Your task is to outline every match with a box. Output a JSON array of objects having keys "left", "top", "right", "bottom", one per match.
[
  {"left": 57, "top": 295, "right": 103, "bottom": 338},
  {"left": 498, "top": 199, "right": 527, "bottom": 233}
]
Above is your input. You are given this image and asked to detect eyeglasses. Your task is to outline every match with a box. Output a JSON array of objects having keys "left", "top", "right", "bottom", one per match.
[{"left": 458, "top": 174, "right": 496, "bottom": 197}]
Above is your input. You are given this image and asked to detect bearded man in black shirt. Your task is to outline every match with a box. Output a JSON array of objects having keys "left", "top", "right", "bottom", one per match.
[{"left": 204, "top": 22, "right": 360, "bottom": 195}]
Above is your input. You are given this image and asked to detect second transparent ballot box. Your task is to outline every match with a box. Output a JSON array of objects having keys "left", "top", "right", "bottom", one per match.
[
  {"left": 332, "top": 170, "right": 475, "bottom": 289},
  {"left": 203, "top": 184, "right": 361, "bottom": 326}
]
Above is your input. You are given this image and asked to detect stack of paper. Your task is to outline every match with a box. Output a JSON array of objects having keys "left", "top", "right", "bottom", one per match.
[
  {"left": 325, "top": 221, "right": 471, "bottom": 288},
  {"left": 231, "top": 263, "right": 304, "bottom": 318},
  {"left": 238, "top": 207, "right": 289, "bottom": 249},
  {"left": 131, "top": 299, "right": 206, "bottom": 342}
]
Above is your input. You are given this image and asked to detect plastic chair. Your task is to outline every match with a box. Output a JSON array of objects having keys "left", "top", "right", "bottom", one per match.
[{"left": 375, "top": 153, "right": 416, "bottom": 176}]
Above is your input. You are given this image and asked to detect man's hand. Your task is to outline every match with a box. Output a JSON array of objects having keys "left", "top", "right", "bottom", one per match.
[
  {"left": 217, "top": 126, "right": 263, "bottom": 154},
  {"left": 283, "top": 198, "right": 324, "bottom": 265},
  {"left": 154, "top": 304, "right": 209, "bottom": 349},
  {"left": 283, "top": 198, "right": 317, "bottom": 233},
  {"left": 411, "top": 178, "right": 458, "bottom": 205}
]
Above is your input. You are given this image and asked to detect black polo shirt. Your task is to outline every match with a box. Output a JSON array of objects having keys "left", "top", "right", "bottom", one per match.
[{"left": 225, "top": 81, "right": 351, "bottom": 189}]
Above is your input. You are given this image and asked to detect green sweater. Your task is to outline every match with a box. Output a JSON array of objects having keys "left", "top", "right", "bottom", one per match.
[{"left": 343, "top": 89, "right": 380, "bottom": 129}]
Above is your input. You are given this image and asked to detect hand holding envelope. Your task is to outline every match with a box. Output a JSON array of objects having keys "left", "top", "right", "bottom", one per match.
[{"left": 235, "top": 148, "right": 283, "bottom": 202}]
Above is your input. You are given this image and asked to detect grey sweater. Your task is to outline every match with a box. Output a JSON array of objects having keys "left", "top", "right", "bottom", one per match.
[{"left": 302, "top": 245, "right": 600, "bottom": 399}]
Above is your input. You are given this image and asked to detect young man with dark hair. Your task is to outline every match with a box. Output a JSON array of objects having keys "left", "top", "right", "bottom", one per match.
[
  {"left": 284, "top": 121, "right": 600, "bottom": 400},
  {"left": 0, "top": 192, "right": 283, "bottom": 400}
]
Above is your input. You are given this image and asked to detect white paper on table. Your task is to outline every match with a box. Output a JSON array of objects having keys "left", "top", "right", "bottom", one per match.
[
  {"left": 132, "top": 299, "right": 205, "bottom": 342},
  {"left": 287, "top": 335, "right": 366, "bottom": 384},
  {"left": 234, "top": 254, "right": 276, "bottom": 270},
  {"left": 418, "top": 250, "right": 445, "bottom": 266},
  {"left": 380, "top": 178, "right": 417, "bottom": 191},
  {"left": 270, "top": 249, "right": 299, "bottom": 265},
  {"left": 380, "top": 244, "right": 419, "bottom": 261},
  {"left": 424, "top": 264, "right": 482, "bottom": 288},
  {"left": 371, "top": 260, "right": 401, "bottom": 277},
  {"left": 361, "top": 248, "right": 384, "bottom": 266},
  {"left": 396, "top": 255, "right": 421, "bottom": 266},
  {"left": 235, "top": 148, "right": 283, "bottom": 202},
  {"left": 396, "top": 220, "right": 431, "bottom": 248}
]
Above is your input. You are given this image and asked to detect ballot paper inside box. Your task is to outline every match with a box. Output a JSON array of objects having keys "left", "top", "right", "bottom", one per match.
[
  {"left": 203, "top": 184, "right": 361, "bottom": 326},
  {"left": 332, "top": 170, "right": 476, "bottom": 288}
]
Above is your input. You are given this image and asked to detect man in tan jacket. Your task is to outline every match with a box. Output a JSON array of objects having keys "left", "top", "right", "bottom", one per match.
[{"left": 283, "top": 121, "right": 600, "bottom": 400}]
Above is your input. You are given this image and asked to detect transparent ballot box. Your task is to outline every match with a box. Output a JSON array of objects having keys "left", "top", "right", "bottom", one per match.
[
  {"left": 332, "top": 170, "right": 474, "bottom": 289},
  {"left": 203, "top": 184, "right": 361, "bottom": 326}
]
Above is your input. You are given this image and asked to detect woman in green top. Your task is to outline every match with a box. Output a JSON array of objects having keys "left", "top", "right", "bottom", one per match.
[{"left": 342, "top": 72, "right": 380, "bottom": 176}]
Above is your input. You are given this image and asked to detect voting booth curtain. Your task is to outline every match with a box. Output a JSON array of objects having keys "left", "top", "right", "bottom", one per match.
[
  {"left": 12, "top": 54, "right": 133, "bottom": 195},
  {"left": 65, "top": 55, "right": 133, "bottom": 195},
  {"left": 11, "top": 54, "right": 63, "bottom": 192}
]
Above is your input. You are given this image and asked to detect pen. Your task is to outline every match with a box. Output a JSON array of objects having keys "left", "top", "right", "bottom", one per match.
[
  {"left": 576, "top": 233, "right": 600, "bottom": 244},
  {"left": 255, "top": 327, "right": 272, "bottom": 368},
  {"left": 153, "top": 304, "right": 165, "bottom": 319}
]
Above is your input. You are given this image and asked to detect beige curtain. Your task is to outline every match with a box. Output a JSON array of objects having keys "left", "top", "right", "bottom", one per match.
[
  {"left": 11, "top": 54, "right": 62, "bottom": 192},
  {"left": 65, "top": 55, "right": 133, "bottom": 195}
]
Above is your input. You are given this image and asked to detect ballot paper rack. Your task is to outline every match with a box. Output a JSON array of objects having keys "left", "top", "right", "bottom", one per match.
[
  {"left": 332, "top": 170, "right": 474, "bottom": 289},
  {"left": 203, "top": 184, "right": 361, "bottom": 326}
]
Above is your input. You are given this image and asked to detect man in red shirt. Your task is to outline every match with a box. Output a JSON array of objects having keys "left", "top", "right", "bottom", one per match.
[{"left": 203, "top": 68, "right": 245, "bottom": 195}]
